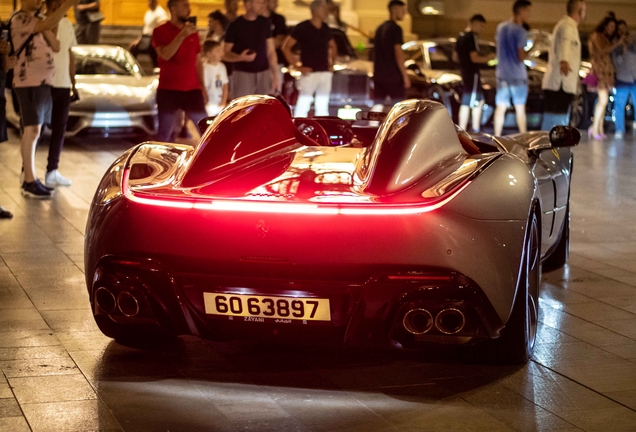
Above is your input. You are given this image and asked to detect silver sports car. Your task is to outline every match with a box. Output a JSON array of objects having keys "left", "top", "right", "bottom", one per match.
[
  {"left": 5, "top": 45, "right": 157, "bottom": 137},
  {"left": 85, "top": 96, "right": 579, "bottom": 364}
]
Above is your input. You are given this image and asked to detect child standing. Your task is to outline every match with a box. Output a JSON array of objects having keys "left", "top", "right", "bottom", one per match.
[{"left": 202, "top": 40, "right": 229, "bottom": 116}]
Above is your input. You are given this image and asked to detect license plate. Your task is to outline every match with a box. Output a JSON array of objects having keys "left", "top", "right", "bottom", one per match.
[{"left": 203, "top": 293, "right": 331, "bottom": 322}]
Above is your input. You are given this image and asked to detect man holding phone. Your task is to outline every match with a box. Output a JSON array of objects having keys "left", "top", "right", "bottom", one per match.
[
  {"left": 152, "top": 0, "right": 208, "bottom": 142},
  {"left": 224, "top": 0, "right": 279, "bottom": 98}
]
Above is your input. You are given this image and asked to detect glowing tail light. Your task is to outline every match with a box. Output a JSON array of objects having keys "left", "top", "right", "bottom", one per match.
[
  {"left": 123, "top": 168, "right": 470, "bottom": 216},
  {"left": 387, "top": 275, "right": 452, "bottom": 281}
]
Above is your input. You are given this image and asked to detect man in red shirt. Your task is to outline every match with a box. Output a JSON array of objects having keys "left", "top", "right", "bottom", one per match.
[{"left": 152, "top": 0, "right": 208, "bottom": 142}]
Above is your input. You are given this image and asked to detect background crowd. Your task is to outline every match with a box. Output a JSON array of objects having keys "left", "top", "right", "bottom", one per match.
[{"left": 0, "top": 0, "right": 635, "bottom": 205}]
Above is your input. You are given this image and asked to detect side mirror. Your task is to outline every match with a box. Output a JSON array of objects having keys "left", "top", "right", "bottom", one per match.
[
  {"left": 549, "top": 126, "right": 581, "bottom": 148},
  {"left": 197, "top": 116, "right": 215, "bottom": 135}
]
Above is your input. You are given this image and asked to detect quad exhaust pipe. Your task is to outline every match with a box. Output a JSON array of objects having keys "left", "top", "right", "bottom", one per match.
[
  {"left": 403, "top": 308, "right": 434, "bottom": 334},
  {"left": 435, "top": 308, "right": 465, "bottom": 334},
  {"left": 95, "top": 287, "right": 140, "bottom": 317},
  {"left": 403, "top": 307, "right": 465, "bottom": 335}
]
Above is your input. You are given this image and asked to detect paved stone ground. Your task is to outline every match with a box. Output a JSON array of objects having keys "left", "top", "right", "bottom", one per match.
[{"left": 2, "top": 127, "right": 636, "bottom": 431}]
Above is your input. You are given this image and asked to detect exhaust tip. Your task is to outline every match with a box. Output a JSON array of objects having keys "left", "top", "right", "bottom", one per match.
[
  {"left": 95, "top": 287, "right": 116, "bottom": 314},
  {"left": 403, "top": 308, "right": 434, "bottom": 335},
  {"left": 117, "top": 291, "right": 140, "bottom": 317},
  {"left": 435, "top": 308, "right": 465, "bottom": 334}
]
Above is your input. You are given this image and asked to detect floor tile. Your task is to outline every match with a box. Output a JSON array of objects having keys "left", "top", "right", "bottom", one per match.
[
  {"left": 558, "top": 407, "right": 636, "bottom": 432},
  {"left": 0, "top": 330, "right": 60, "bottom": 349},
  {"left": 9, "top": 374, "right": 96, "bottom": 404},
  {"left": 558, "top": 362, "right": 636, "bottom": 393},
  {"left": 21, "top": 399, "right": 121, "bottom": 432},
  {"left": 0, "top": 355, "right": 78, "bottom": 378},
  {"left": 0, "top": 416, "right": 31, "bottom": 432}
]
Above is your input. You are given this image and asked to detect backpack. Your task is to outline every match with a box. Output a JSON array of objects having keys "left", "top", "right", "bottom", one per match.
[{"left": 4, "top": 12, "right": 37, "bottom": 89}]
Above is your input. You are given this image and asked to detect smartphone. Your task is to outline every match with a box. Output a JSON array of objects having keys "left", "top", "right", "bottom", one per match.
[{"left": 186, "top": 16, "right": 197, "bottom": 26}]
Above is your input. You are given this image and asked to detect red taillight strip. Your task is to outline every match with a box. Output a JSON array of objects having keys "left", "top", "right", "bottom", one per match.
[
  {"left": 387, "top": 275, "right": 452, "bottom": 281},
  {"left": 123, "top": 168, "right": 470, "bottom": 216}
]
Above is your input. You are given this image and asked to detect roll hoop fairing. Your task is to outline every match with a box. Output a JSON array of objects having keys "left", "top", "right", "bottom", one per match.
[{"left": 85, "top": 96, "right": 578, "bottom": 363}]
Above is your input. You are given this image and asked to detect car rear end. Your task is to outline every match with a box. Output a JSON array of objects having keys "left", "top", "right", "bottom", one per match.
[{"left": 85, "top": 97, "right": 532, "bottom": 351}]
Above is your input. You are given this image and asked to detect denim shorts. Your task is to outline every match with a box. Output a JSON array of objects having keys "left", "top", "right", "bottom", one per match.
[
  {"left": 14, "top": 84, "right": 52, "bottom": 127},
  {"left": 495, "top": 80, "right": 528, "bottom": 107}
]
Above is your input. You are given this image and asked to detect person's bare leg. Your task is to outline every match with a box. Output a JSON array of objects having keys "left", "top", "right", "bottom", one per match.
[
  {"left": 458, "top": 105, "right": 470, "bottom": 130},
  {"left": 21, "top": 125, "right": 41, "bottom": 183},
  {"left": 514, "top": 104, "right": 527, "bottom": 133},
  {"left": 494, "top": 104, "right": 507, "bottom": 136},
  {"left": 471, "top": 101, "right": 484, "bottom": 132},
  {"left": 592, "top": 89, "right": 608, "bottom": 136}
]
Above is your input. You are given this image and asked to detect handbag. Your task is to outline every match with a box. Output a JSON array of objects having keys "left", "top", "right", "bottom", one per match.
[
  {"left": 86, "top": 11, "right": 105, "bottom": 23},
  {"left": 582, "top": 72, "right": 598, "bottom": 87}
]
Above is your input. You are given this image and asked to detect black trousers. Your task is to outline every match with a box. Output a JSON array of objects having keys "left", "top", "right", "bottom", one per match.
[
  {"left": 130, "top": 35, "right": 159, "bottom": 68},
  {"left": 76, "top": 22, "right": 101, "bottom": 44},
  {"left": 543, "top": 87, "right": 575, "bottom": 114},
  {"left": 48, "top": 87, "right": 71, "bottom": 172}
]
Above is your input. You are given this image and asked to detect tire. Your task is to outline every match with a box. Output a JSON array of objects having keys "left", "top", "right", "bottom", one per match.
[
  {"left": 544, "top": 204, "right": 569, "bottom": 270},
  {"left": 468, "top": 210, "right": 540, "bottom": 364},
  {"left": 94, "top": 315, "right": 173, "bottom": 347}
]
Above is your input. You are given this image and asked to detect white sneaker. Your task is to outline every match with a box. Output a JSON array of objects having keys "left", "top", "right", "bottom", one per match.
[
  {"left": 614, "top": 132, "right": 624, "bottom": 140},
  {"left": 45, "top": 170, "right": 72, "bottom": 187}
]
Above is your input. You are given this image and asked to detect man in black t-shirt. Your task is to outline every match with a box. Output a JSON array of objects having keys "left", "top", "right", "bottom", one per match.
[
  {"left": 373, "top": 0, "right": 410, "bottom": 108},
  {"left": 455, "top": 14, "right": 496, "bottom": 132},
  {"left": 282, "top": 0, "right": 336, "bottom": 117},
  {"left": 224, "top": 0, "right": 279, "bottom": 98},
  {"left": 263, "top": 0, "right": 287, "bottom": 92}
]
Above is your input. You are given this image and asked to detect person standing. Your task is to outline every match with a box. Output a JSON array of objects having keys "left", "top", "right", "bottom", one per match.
[
  {"left": 11, "top": 0, "right": 79, "bottom": 199},
  {"left": 455, "top": 14, "right": 496, "bottom": 133},
  {"left": 282, "top": 0, "right": 335, "bottom": 117},
  {"left": 612, "top": 24, "right": 636, "bottom": 139},
  {"left": 1, "top": 17, "right": 11, "bottom": 217},
  {"left": 74, "top": 0, "right": 103, "bottom": 44},
  {"left": 263, "top": 0, "right": 287, "bottom": 93},
  {"left": 541, "top": 0, "right": 586, "bottom": 131},
  {"left": 372, "top": 0, "right": 410, "bottom": 109},
  {"left": 588, "top": 15, "right": 623, "bottom": 140},
  {"left": 493, "top": 0, "right": 533, "bottom": 136},
  {"left": 224, "top": 0, "right": 239, "bottom": 23},
  {"left": 206, "top": 10, "right": 229, "bottom": 41},
  {"left": 44, "top": 0, "right": 78, "bottom": 187},
  {"left": 224, "top": 0, "right": 279, "bottom": 98},
  {"left": 0, "top": 22, "right": 9, "bottom": 145},
  {"left": 202, "top": 40, "right": 229, "bottom": 116},
  {"left": 130, "top": 0, "right": 169, "bottom": 68},
  {"left": 152, "top": 0, "right": 208, "bottom": 142}
]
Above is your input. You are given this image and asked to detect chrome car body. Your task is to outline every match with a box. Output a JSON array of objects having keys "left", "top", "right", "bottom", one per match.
[
  {"left": 5, "top": 45, "right": 157, "bottom": 137},
  {"left": 85, "top": 96, "right": 579, "bottom": 363}
]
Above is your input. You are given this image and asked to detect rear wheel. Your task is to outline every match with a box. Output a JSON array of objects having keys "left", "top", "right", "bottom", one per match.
[{"left": 469, "top": 210, "right": 540, "bottom": 364}]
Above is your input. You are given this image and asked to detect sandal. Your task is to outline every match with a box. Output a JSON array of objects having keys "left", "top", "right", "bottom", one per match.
[{"left": 0, "top": 207, "right": 13, "bottom": 219}]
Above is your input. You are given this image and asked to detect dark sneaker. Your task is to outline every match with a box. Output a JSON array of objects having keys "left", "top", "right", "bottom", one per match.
[
  {"left": 21, "top": 180, "right": 52, "bottom": 199},
  {"left": 36, "top": 179, "right": 54, "bottom": 192}
]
